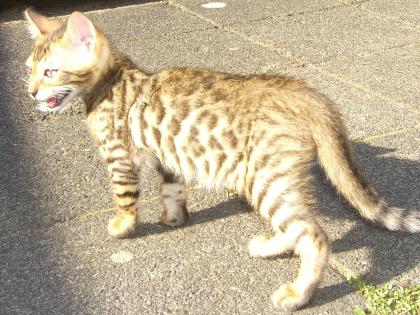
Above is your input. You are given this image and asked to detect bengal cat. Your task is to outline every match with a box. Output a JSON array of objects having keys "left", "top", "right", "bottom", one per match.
[{"left": 24, "top": 9, "right": 419, "bottom": 311}]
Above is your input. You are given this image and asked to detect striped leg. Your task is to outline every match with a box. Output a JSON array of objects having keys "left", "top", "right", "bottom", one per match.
[
  {"left": 270, "top": 213, "right": 329, "bottom": 311},
  {"left": 156, "top": 164, "right": 189, "bottom": 227},
  {"left": 248, "top": 232, "right": 290, "bottom": 258},
  {"left": 104, "top": 142, "right": 139, "bottom": 238},
  {"left": 247, "top": 164, "right": 330, "bottom": 311}
]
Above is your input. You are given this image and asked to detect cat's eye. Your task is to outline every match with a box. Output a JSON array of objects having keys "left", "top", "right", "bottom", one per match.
[{"left": 44, "top": 69, "right": 59, "bottom": 78}]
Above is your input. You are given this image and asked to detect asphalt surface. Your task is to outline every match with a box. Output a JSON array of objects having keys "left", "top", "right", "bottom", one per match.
[{"left": 0, "top": 1, "right": 419, "bottom": 314}]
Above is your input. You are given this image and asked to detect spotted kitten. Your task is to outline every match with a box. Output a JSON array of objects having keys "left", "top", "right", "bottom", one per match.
[{"left": 24, "top": 9, "right": 419, "bottom": 311}]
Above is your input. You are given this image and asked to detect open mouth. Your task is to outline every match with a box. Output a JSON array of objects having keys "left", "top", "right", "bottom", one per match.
[
  {"left": 36, "top": 88, "right": 76, "bottom": 112},
  {"left": 44, "top": 89, "right": 72, "bottom": 108}
]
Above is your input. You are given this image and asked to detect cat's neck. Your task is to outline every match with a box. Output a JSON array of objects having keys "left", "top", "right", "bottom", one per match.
[{"left": 83, "top": 50, "right": 149, "bottom": 114}]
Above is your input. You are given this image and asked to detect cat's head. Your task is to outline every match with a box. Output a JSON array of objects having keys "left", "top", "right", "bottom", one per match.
[{"left": 24, "top": 9, "right": 110, "bottom": 112}]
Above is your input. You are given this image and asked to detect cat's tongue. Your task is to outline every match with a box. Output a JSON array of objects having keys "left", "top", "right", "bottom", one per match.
[{"left": 46, "top": 97, "right": 59, "bottom": 107}]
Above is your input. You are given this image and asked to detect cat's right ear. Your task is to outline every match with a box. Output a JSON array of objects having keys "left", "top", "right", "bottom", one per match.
[
  {"left": 62, "top": 12, "right": 97, "bottom": 53},
  {"left": 24, "top": 8, "right": 61, "bottom": 39}
]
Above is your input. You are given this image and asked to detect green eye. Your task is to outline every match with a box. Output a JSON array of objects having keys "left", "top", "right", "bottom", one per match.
[{"left": 44, "top": 69, "right": 58, "bottom": 78}]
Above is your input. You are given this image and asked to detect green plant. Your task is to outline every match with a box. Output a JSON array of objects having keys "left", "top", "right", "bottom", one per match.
[{"left": 350, "top": 277, "right": 420, "bottom": 315}]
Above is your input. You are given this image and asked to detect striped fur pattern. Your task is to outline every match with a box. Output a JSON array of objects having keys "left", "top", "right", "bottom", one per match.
[{"left": 24, "top": 10, "right": 419, "bottom": 311}]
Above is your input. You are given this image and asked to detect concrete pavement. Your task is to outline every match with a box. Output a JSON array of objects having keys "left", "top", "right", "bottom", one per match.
[{"left": 0, "top": 1, "right": 419, "bottom": 314}]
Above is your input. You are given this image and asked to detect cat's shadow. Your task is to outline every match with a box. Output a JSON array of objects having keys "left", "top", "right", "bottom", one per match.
[
  {"left": 316, "top": 143, "right": 419, "bottom": 279},
  {"left": 127, "top": 198, "right": 251, "bottom": 239},
  {"left": 0, "top": 0, "right": 161, "bottom": 23},
  {"left": 305, "top": 142, "right": 419, "bottom": 309},
  {"left": 129, "top": 141, "right": 420, "bottom": 309}
]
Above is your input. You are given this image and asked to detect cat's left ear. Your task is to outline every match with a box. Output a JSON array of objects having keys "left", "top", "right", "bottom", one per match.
[
  {"left": 24, "top": 8, "right": 62, "bottom": 39},
  {"left": 62, "top": 11, "right": 97, "bottom": 53}
]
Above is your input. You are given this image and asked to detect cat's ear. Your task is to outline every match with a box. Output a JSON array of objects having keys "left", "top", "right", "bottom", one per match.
[
  {"left": 24, "top": 8, "right": 61, "bottom": 39},
  {"left": 62, "top": 11, "right": 97, "bottom": 53}
]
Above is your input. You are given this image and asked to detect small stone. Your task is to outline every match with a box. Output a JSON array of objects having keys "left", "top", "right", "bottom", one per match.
[
  {"left": 201, "top": 2, "right": 226, "bottom": 9},
  {"left": 110, "top": 250, "right": 134, "bottom": 263}
]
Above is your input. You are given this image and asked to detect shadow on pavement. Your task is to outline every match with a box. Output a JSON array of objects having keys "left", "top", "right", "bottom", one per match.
[
  {"left": 0, "top": 0, "right": 160, "bottom": 23},
  {"left": 0, "top": 23, "right": 88, "bottom": 314},
  {"left": 315, "top": 142, "right": 420, "bottom": 286},
  {"left": 305, "top": 280, "right": 357, "bottom": 310},
  {"left": 129, "top": 199, "right": 251, "bottom": 239},
  {"left": 129, "top": 142, "right": 419, "bottom": 308},
  {"left": 0, "top": 55, "right": 83, "bottom": 314}
]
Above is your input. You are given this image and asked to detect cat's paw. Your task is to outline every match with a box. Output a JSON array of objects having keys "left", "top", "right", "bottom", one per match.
[
  {"left": 107, "top": 213, "right": 137, "bottom": 238},
  {"left": 248, "top": 234, "right": 271, "bottom": 257},
  {"left": 160, "top": 207, "right": 189, "bottom": 227},
  {"left": 272, "top": 284, "right": 309, "bottom": 311}
]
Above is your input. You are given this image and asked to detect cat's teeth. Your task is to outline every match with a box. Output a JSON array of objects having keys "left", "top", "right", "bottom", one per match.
[{"left": 45, "top": 91, "right": 71, "bottom": 108}]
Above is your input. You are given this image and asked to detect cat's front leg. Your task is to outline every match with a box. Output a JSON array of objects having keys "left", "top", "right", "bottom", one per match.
[
  {"left": 156, "top": 164, "right": 189, "bottom": 227},
  {"left": 104, "top": 144, "right": 140, "bottom": 238}
]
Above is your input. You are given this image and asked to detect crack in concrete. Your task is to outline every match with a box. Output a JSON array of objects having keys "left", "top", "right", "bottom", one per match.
[
  {"left": 1, "top": 3, "right": 216, "bottom": 46},
  {"left": 314, "top": 42, "right": 419, "bottom": 64},
  {"left": 330, "top": 257, "right": 359, "bottom": 281},
  {"left": 243, "top": 2, "right": 352, "bottom": 24},
  {"left": 0, "top": 185, "right": 199, "bottom": 239},
  {"left": 335, "top": 0, "right": 419, "bottom": 30},
  {"left": 355, "top": 1, "right": 420, "bottom": 31},
  {"left": 354, "top": 125, "right": 419, "bottom": 143},
  {"left": 271, "top": 2, "right": 357, "bottom": 20},
  {"left": 168, "top": 0, "right": 417, "bottom": 114}
]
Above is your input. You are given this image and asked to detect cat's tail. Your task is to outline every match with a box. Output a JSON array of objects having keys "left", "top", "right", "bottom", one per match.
[{"left": 309, "top": 96, "right": 419, "bottom": 233}]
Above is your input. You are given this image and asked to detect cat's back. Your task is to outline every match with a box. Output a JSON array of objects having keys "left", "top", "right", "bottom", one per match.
[
  {"left": 151, "top": 68, "right": 303, "bottom": 104},
  {"left": 144, "top": 68, "right": 318, "bottom": 127}
]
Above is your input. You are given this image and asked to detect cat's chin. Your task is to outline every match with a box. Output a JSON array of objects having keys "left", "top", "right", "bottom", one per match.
[
  {"left": 36, "top": 102, "right": 68, "bottom": 112},
  {"left": 36, "top": 90, "right": 77, "bottom": 113}
]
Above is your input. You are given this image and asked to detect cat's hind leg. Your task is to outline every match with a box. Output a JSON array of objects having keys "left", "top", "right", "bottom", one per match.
[
  {"left": 156, "top": 164, "right": 189, "bottom": 227},
  {"left": 269, "top": 213, "right": 329, "bottom": 311},
  {"left": 248, "top": 231, "right": 290, "bottom": 258},
  {"left": 246, "top": 160, "right": 329, "bottom": 311}
]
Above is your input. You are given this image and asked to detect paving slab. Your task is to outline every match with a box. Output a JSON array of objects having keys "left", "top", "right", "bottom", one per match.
[
  {"left": 173, "top": 1, "right": 418, "bottom": 63},
  {"left": 0, "top": 1, "right": 419, "bottom": 314},
  {"left": 319, "top": 44, "right": 420, "bottom": 111},
  {"left": 173, "top": 0, "right": 340, "bottom": 26},
  {"left": 83, "top": 4, "right": 300, "bottom": 74},
  {"left": 360, "top": 0, "right": 420, "bottom": 27},
  {"left": 94, "top": 18, "right": 297, "bottom": 74},
  {"left": 265, "top": 64, "right": 418, "bottom": 140},
  {"left": 0, "top": 194, "right": 363, "bottom": 315}
]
